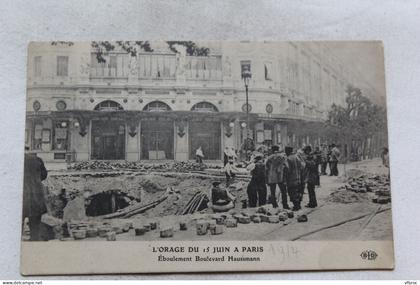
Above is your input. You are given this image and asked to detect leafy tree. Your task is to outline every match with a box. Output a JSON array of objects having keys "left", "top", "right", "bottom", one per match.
[
  {"left": 51, "top": 41, "right": 209, "bottom": 62},
  {"left": 325, "top": 85, "right": 387, "bottom": 160}
]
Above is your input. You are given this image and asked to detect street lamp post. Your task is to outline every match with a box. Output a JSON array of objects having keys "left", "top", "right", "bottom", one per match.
[{"left": 242, "top": 67, "right": 252, "bottom": 161}]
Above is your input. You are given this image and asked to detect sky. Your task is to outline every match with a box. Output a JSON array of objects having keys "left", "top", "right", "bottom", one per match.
[{"left": 327, "top": 41, "right": 386, "bottom": 102}]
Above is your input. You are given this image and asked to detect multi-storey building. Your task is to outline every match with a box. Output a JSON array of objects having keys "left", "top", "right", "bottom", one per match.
[{"left": 25, "top": 41, "right": 381, "bottom": 164}]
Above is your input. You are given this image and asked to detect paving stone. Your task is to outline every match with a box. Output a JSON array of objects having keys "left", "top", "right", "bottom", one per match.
[
  {"left": 297, "top": 215, "right": 308, "bottom": 223},
  {"left": 210, "top": 224, "right": 224, "bottom": 235},
  {"left": 196, "top": 221, "right": 208, "bottom": 235},
  {"left": 268, "top": 215, "right": 280, "bottom": 223},
  {"left": 106, "top": 231, "right": 116, "bottom": 241},
  {"left": 179, "top": 222, "right": 188, "bottom": 231},
  {"left": 135, "top": 227, "right": 147, "bottom": 236},
  {"left": 237, "top": 216, "right": 251, "bottom": 224},
  {"left": 160, "top": 227, "right": 174, "bottom": 238},
  {"left": 225, "top": 218, "right": 238, "bottom": 228}
]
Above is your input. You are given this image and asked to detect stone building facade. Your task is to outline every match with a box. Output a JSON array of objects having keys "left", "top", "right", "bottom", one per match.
[{"left": 25, "top": 42, "right": 380, "bottom": 163}]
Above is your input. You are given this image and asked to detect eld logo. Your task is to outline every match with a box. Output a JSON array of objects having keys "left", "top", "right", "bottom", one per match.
[{"left": 360, "top": 250, "right": 378, "bottom": 261}]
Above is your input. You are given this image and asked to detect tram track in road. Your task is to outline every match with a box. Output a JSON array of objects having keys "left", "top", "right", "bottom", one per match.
[{"left": 290, "top": 205, "right": 391, "bottom": 241}]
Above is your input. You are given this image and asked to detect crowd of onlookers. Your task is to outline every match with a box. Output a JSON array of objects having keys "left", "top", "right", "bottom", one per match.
[{"left": 210, "top": 144, "right": 342, "bottom": 213}]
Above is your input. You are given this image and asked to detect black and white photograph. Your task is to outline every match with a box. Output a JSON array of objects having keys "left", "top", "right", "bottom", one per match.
[{"left": 20, "top": 41, "right": 393, "bottom": 274}]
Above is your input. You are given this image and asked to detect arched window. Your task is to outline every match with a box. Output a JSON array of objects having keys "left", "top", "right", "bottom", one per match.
[
  {"left": 94, "top": 100, "right": 123, "bottom": 111},
  {"left": 143, "top": 101, "right": 171, "bottom": 112},
  {"left": 191, "top": 102, "right": 218, "bottom": 112}
]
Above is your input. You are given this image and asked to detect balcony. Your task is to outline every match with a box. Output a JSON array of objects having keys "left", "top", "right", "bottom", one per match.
[{"left": 89, "top": 53, "right": 222, "bottom": 84}]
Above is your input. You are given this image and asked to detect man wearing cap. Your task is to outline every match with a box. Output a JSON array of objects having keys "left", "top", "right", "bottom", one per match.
[
  {"left": 265, "top": 145, "right": 288, "bottom": 209},
  {"left": 285, "top": 146, "right": 304, "bottom": 211},
  {"left": 246, "top": 153, "right": 266, "bottom": 207}
]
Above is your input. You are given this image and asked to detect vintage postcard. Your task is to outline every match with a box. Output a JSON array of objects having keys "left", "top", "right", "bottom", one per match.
[{"left": 21, "top": 41, "right": 393, "bottom": 275}]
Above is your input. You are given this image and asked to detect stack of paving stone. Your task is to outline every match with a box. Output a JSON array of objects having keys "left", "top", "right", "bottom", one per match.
[
  {"left": 339, "top": 174, "right": 391, "bottom": 204},
  {"left": 68, "top": 161, "right": 208, "bottom": 172}
]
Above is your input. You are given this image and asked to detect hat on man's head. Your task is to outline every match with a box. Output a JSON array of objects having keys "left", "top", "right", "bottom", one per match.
[
  {"left": 253, "top": 152, "right": 264, "bottom": 160},
  {"left": 285, "top": 146, "right": 293, "bottom": 155},
  {"left": 304, "top": 145, "right": 312, "bottom": 153},
  {"left": 212, "top": 181, "right": 221, "bottom": 187},
  {"left": 271, "top": 145, "right": 280, "bottom": 152}
]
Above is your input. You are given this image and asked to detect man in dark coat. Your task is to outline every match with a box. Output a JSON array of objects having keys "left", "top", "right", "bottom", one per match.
[
  {"left": 296, "top": 147, "right": 308, "bottom": 204},
  {"left": 22, "top": 151, "right": 48, "bottom": 241},
  {"left": 304, "top": 153, "right": 320, "bottom": 208},
  {"left": 285, "top": 146, "right": 303, "bottom": 211},
  {"left": 265, "top": 145, "right": 289, "bottom": 209},
  {"left": 246, "top": 153, "right": 266, "bottom": 207}
]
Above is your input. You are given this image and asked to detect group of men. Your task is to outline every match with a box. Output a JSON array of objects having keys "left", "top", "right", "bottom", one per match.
[
  {"left": 246, "top": 143, "right": 340, "bottom": 211},
  {"left": 319, "top": 143, "right": 341, "bottom": 176}
]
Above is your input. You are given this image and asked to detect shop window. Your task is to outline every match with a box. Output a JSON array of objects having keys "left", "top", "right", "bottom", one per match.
[
  {"left": 53, "top": 121, "right": 68, "bottom": 151},
  {"left": 34, "top": 56, "right": 42, "bottom": 77},
  {"left": 32, "top": 123, "right": 43, "bottom": 150},
  {"left": 143, "top": 101, "right": 171, "bottom": 112},
  {"left": 57, "top": 56, "right": 69, "bottom": 76},
  {"left": 191, "top": 102, "right": 218, "bottom": 112}
]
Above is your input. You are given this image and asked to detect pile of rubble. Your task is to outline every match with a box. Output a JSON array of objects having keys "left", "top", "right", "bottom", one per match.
[
  {"left": 68, "top": 161, "right": 208, "bottom": 172},
  {"left": 334, "top": 174, "right": 391, "bottom": 204}
]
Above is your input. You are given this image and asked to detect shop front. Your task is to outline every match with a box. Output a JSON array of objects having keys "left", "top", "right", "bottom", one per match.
[
  {"left": 140, "top": 118, "right": 174, "bottom": 160},
  {"left": 91, "top": 120, "right": 126, "bottom": 160},
  {"left": 189, "top": 120, "right": 221, "bottom": 160}
]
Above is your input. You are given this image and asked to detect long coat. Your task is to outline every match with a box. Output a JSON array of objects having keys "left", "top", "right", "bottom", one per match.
[
  {"left": 285, "top": 154, "right": 303, "bottom": 188},
  {"left": 265, "top": 152, "right": 288, "bottom": 184},
  {"left": 22, "top": 154, "right": 48, "bottom": 219},
  {"left": 305, "top": 158, "right": 320, "bottom": 185}
]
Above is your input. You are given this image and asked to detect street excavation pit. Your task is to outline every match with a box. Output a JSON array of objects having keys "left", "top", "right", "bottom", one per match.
[
  {"left": 85, "top": 190, "right": 133, "bottom": 217},
  {"left": 44, "top": 171, "right": 248, "bottom": 221}
]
